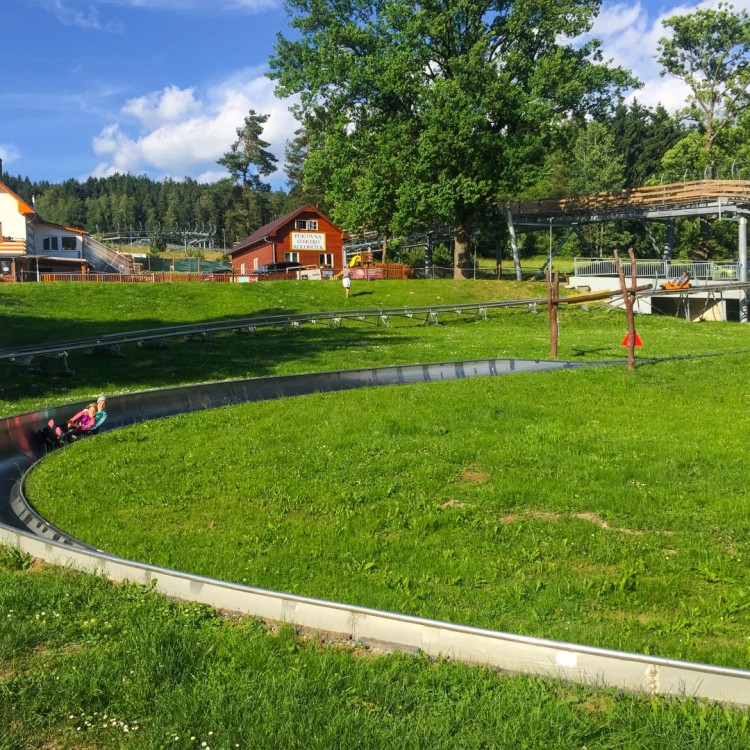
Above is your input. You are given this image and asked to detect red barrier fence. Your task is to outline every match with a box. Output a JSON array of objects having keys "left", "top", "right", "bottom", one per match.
[
  {"left": 21, "top": 272, "right": 230, "bottom": 283},
  {"left": 17, "top": 266, "right": 411, "bottom": 283}
]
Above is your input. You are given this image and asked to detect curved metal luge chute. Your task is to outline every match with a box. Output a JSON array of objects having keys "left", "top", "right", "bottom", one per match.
[{"left": 2, "top": 357, "right": 750, "bottom": 708}]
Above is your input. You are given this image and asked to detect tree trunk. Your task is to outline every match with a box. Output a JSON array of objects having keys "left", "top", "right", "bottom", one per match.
[{"left": 453, "top": 223, "right": 471, "bottom": 279}]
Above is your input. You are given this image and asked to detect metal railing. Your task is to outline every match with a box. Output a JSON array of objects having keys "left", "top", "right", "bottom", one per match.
[
  {"left": 507, "top": 179, "right": 750, "bottom": 219},
  {"left": 18, "top": 271, "right": 234, "bottom": 283},
  {"left": 573, "top": 258, "right": 740, "bottom": 281},
  {"left": 82, "top": 235, "right": 135, "bottom": 274}
]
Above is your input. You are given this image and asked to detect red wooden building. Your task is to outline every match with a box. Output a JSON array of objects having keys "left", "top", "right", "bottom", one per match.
[{"left": 228, "top": 205, "right": 345, "bottom": 277}]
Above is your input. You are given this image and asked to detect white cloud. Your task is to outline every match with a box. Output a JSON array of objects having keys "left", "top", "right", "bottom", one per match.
[
  {"left": 91, "top": 71, "right": 298, "bottom": 185},
  {"left": 40, "top": 0, "right": 125, "bottom": 31},
  {"left": 41, "top": 0, "right": 279, "bottom": 20},
  {"left": 122, "top": 86, "right": 203, "bottom": 129},
  {"left": 0, "top": 144, "right": 21, "bottom": 165},
  {"left": 590, "top": 2, "right": 644, "bottom": 37},
  {"left": 588, "top": 0, "right": 750, "bottom": 113},
  {"left": 196, "top": 169, "right": 229, "bottom": 183}
]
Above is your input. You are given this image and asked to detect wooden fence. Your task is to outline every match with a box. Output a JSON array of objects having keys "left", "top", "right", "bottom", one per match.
[
  {"left": 23, "top": 272, "right": 220, "bottom": 283},
  {"left": 20, "top": 267, "right": 410, "bottom": 283},
  {"left": 506, "top": 179, "right": 750, "bottom": 218}
]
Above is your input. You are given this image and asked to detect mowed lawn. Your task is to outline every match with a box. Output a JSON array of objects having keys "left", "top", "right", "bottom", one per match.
[
  {"left": 6, "top": 279, "right": 750, "bottom": 746},
  {"left": 1, "top": 278, "right": 748, "bottom": 416},
  {"left": 12, "top": 279, "right": 748, "bottom": 669},
  {"left": 4, "top": 561, "right": 748, "bottom": 750}
]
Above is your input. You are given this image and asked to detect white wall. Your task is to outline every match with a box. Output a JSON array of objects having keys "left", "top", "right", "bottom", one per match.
[
  {"left": 31, "top": 226, "right": 82, "bottom": 257},
  {"left": 0, "top": 192, "right": 27, "bottom": 239}
]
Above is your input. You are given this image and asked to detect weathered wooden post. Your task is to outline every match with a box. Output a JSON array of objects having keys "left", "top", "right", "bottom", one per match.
[
  {"left": 546, "top": 269, "right": 560, "bottom": 358},
  {"left": 614, "top": 247, "right": 638, "bottom": 371}
]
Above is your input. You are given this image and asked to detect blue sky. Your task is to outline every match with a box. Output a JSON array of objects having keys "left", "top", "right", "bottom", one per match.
[{"left": 0, "top": 0, "right": 728, "bottom": 189}]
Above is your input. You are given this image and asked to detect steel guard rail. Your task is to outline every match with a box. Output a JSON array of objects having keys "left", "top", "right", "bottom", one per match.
[{"left": 1, "top": 358, "right": 749, "bottom": 707}]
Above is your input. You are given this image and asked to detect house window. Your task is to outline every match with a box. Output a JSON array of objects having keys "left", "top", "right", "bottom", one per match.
[
  {"left": 294, "top": 219, "right": 318, "bottom": 230},
  {"left": 43, "top": 237, "right": 59, "bottom": 252},
  {"left": 284, "top": 252, "right": 300, "bottom": 263},
  {"left": 241, "top": 263, "right": 246, "bottom": 274},
  {"left": 319, "top": 253, "right": 333, "bottom": 267},
  {"left": 253, "top": 258, "right": 259, "bottom": 270},
  {"left": 61, "top": 236, "right": 77, "bottom": 251}
]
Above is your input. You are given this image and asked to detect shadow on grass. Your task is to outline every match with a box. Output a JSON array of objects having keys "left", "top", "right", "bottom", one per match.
[
  {"left": 0, "top": 307, "right": 309, "bottom": 350},
  {"left": 0, "top": 320, "right": 422, "bottom": 405},
  {"left": 571, "top": 346, "right": 617, "bottom": 357}
]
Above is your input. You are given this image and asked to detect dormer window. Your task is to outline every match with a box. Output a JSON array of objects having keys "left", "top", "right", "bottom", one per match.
[{"left": 294, "top": 219, "right": 318, "bottom": 230}]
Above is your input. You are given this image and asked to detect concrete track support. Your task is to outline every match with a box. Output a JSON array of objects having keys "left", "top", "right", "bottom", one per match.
[
  {"left": 663, "top": 219, "right": 675, "bottom": 264},
  {"left": 506, "top": 209, "right": 523, "bottom": 281}
]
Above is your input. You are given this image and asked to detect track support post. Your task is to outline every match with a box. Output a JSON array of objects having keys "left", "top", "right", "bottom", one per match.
[
  {"left": 615, "top": 247, "right": 638, "bottom": 371},
  {"left": 546, "top": 270, "right": 560, "bottom": 359}
]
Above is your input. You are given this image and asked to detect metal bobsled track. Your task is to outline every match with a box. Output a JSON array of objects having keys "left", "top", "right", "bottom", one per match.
[{"left": 1, "top": 357, "right": 749, "bottom": 707}]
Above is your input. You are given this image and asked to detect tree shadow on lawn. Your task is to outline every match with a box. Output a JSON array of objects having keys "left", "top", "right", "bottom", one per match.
[
  {"left": 0, "top": 306, "right": 317, "bottom": 350},
  {"left": 571, "top": 346, "right": 617, "bottom": 357},
  {"left": 0, "top": 321, "right": 423, "bottom": 407}
]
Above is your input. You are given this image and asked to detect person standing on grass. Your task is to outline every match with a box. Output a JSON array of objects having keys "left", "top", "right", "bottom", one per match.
[{"left": 342, "top": 269, "right": 352, "bottom": 298}]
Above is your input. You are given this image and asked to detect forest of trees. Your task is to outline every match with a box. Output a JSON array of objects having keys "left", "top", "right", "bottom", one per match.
[
  {"left": 4, "top": 4, "right": 750, "bottom": 265},
  {"left": 1, "top": 173, "right": 299, "bottom": 250}
]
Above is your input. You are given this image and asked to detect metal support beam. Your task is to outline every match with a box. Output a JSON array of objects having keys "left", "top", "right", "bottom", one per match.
[
  {"left": 663, "top": 219, "right": 675, "bottom": 263},
  {"left": 572, "top": 225, "right": 596, "bottom": 256},
  {"left": 533, "top": 227, "right": 575, "bottom": 280},
  {"left": 739, "top": 217, "right": 748, "bottom": 322},
  {"left": 506, "top": 209, "right": 523, "bottom": 281},
  {"left": 645, "top": 225, "right": 662, "bottom": 259}
]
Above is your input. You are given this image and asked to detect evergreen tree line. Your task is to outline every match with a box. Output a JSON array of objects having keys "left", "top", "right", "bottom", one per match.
[{"left": 0, "top": 171, "right": 304, "bottom": 249}]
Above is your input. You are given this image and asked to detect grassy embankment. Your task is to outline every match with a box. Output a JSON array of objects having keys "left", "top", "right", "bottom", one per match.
[
  {"left": 0, "top": 279, "right": 544, "bottom": 415},
  {"left": 4, "top": 552, "right": 748, "bottom": 749},
  {"left": 27, "top": 352, "right": 750, "bottom": 668},
  {"left": 0, "top": 278, "right": 745, "bottom": 416},
  {"left": 3, "top": 279, "right": 750, "bottom": 745}
]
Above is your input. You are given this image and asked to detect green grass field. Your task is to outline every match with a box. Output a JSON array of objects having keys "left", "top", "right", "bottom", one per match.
[
  {"left": 2, "top": 279, "right": 748, "bottom": 416},
  {"left": 4, "top": 279, "right": 750, "bottom": 745},
  {"left": 26, "top": 353, "right": 750, "bottom": 668},
  {"left": 4, "top": 558, "right": 748, "bottom": 750}
]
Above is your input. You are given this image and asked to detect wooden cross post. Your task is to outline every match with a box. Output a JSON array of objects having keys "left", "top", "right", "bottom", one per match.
[
  {"left": 546, "top": 269, "right": 560, "bottom": 359},
  {"left": 614, "top": 247, "right": 638, "bottom": 371}
]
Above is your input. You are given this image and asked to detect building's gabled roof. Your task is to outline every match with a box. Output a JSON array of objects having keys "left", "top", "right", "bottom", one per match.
[
  {"left": 228, "top": 204, "right": 341, "bottom": 256},
  {"left": 35, "top": 219, "right": 87, "bottom": 235},
  {"left": 0, "top": 180, "right": 86, "bottom": 235},
  {"left": 0, "top": 181, "right": 35, "bottom": 216}
]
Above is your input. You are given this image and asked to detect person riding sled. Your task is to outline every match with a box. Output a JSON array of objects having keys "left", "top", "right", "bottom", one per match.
[{"left": 38, "top": 395, "right": 108, "bottom": 448}]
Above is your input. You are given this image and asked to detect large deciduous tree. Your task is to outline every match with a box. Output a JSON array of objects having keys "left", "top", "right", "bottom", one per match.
[
  {"left": 271, "top": 0, "right": 634, "bottom": 276},
  {"left": 567, "top": 121, "right": 625, "bottom": 195},
  {"left": 658, "top": 4, "right": 750, "bottom": 157}
]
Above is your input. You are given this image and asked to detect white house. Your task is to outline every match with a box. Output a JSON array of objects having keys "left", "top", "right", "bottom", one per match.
[
  {"left": 0, "top": 160, "right": 138, "bottom": 278},
  {"left": 0, "top": 170, "right": 88, "bottom": 279}
]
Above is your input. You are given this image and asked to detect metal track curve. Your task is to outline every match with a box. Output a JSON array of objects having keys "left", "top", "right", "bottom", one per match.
[{"left": 1, "top": 358, "right": 749, "bottom": 707}]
